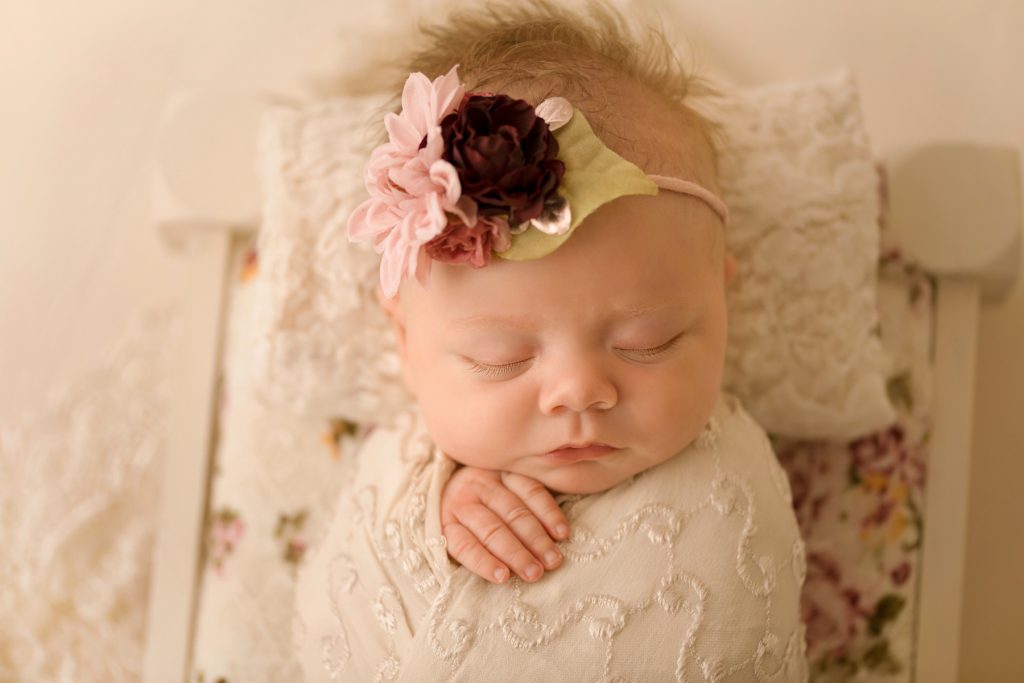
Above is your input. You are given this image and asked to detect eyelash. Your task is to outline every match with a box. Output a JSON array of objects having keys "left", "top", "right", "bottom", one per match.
[
  {"left": 467, "top": 334, "right": 684, "bottom": 378},
  {"left": 626, "top": 334, "right": 685, "bottom": 357},
  {"left": 468, "top": 360, "right": 530, "bottom": 379}
]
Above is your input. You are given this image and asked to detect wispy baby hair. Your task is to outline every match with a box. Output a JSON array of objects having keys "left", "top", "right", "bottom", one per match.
[{"left": 368, "top": 0, "right": 722, "bottom": 188}]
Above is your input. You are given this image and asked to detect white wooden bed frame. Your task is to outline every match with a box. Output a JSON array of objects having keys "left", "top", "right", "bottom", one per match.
[{"left": 141, "top": 90, "right": 1021, "bottom": 683}]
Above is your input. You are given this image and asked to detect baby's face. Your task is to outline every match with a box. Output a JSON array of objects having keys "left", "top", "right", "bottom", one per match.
[{"left": 385, "top": 190, "right": 733, "bottom": 494}]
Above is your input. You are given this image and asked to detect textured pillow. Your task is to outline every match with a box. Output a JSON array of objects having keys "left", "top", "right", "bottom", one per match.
[
  {"left": 252, "top": 69, "right": 894, "bottom": 439},
  {"left": 708, "top": 70, "right": 895, "bottom": 438},
  {"left": 254, "top": 94, "right": 413, "bottom": 427}
]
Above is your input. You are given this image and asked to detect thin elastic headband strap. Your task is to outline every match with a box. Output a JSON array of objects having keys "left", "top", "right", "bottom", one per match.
[{"left": 648, "top": 174, "right": 730, "bottom": 227}]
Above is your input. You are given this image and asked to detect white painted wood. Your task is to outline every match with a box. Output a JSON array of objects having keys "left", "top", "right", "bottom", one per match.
[
  {"left": 143, "top": 228, "right": 235, "bottom": 683},
  {"left": 888, "top": 144, "right": 1020, "bottom": 682},
  {"left": 152, "top": 89, "right": 266, "bottom": 247},
  {"left": 912, "top": 279, "right": 981, "bottom": 683},
  {"left": 888, "top": 144, "right": 1021, "bottom": 300},
  {"left": 144, "top": 87, "right": 263, "bottom": 683}
]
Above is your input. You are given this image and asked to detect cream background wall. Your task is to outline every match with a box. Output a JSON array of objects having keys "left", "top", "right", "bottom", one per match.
[{"left": 1, "top": 1, "right": 1020, "bottom": 680}]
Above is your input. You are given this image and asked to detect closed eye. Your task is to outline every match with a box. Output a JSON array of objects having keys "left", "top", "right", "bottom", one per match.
[
  {"left": 466, "top": 332, "right": 685, "bottom": 379},
  {"left": 616, "top": 332, "right": 685, "bottom": 357},
  {"left": 467, "top": 357, "right": 532, "bottom": 378}
]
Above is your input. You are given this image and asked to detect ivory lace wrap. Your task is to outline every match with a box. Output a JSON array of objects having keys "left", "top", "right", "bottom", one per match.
[{"left": 294, "top": 393, "right": 808, "bottom": 682}]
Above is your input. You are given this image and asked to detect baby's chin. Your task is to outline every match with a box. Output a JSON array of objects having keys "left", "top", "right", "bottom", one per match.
[{"left": 523, "top": 461, "right": 641, "bottom": 496}]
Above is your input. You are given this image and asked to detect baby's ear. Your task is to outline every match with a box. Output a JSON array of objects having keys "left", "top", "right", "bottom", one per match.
[{"left": 724, "top": 252, "right": 737, "bottom": 287}]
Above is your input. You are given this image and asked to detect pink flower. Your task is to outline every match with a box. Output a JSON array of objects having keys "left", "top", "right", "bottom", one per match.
[
  {"left": 347, "top": 65, "right": 473, "bottom": 298},
  {"left": 424, "top": 214, "right": 511, "bottom": 267}
]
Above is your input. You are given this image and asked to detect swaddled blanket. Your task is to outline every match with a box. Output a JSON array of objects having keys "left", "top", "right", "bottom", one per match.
[{"left": 293, "top": 393, "right": 808, "bottom": 682}]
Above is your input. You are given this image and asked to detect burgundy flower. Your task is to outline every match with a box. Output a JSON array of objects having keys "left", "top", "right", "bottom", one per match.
[
  {"left": 424, "top": 214, "right": 512, "bottom": 268},
  {"left": 440, "top": 93, "right": 565, "bottom": 224}
]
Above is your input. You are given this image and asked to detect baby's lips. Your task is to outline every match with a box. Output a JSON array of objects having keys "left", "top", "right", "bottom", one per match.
[{"left": 543, "top": 444, "right": 619, "bottom": 464}]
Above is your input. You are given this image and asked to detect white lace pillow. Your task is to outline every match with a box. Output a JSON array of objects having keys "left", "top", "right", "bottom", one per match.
[
  {"left": 709, "top": 70, "right": 894, "bottom": 438},
  {"left": 254, "top": 95, "right": 414, "bottom": 427},
  {"left": 253, "top": 69, "right": 893, "bottom": 439}
]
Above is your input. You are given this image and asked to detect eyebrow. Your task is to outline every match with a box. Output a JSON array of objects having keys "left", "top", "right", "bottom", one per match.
[{"left": 449, "top": 302, "right": 690, "bottom": 331}]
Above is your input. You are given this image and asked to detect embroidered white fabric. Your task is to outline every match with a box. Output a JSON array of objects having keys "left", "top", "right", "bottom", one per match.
[
  {"left": 293, "top": 393, "right": 808, "bottom": 682},
  {"left": 0, "top": 305, "right": 179, "bottom": 683},
  {"left": 251, "top": 70, "right": 893, "bottom": 440}
]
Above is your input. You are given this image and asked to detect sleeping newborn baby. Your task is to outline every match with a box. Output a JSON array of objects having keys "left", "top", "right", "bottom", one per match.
[{"left": 294, "top": 4, "right": 807, "bottom": 681}]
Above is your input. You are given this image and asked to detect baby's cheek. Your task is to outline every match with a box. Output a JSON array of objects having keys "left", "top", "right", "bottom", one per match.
[
  {"left": 635, "top": 361, "right": 714, "bottom": 456},
  {"left": 417, "top": 384, "right": 507, "bottom": 468}
]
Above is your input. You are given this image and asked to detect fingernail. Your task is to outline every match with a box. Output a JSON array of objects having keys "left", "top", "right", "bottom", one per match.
[
  {"left": 556, "top": 524, "right": 570, "bottom": 539},
  {"left": 544, "top": 550, "right": 561, "bottom": 567},
  {"left": 493, "top": 567, "right": 508, "bottom": 583},
  {"left": 524, "top": 563, "right": 542, "bottom": 581}
]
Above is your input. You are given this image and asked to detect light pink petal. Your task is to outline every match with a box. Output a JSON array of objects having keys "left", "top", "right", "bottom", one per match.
[
  {"left": 347, "top": 200, "right": 374, "bottom": 241},
  {"left": 379, "top": 226, "right": 410, "bottom": 298},
  {"left": 421, "top": 126, "right": 444, "bottom": 161},
  {"left": 366, "top": 169, "right": 404, "bottom": 198},
  {"left": 396, "top": 213, "right": 424, "bottom": 283},
  {"left": 349, "top": 199, "right": 400, "bottom": 241},
  {"left": 365, "top": 199, "right": 403, "bottom": 229},
  {"left": 395, "top": 210, "right": 422, "bottom": 256},
  {"left": 415, "top": 192, "right": 448, "bottom": 242},
  {"left": 385, "top": 112, "right": 423, "bottom": 153},
  {"left": 379, "top": 253, "right": 401, "bottom": 299},
  {"left": 401, "top": 71, "right": 434, "bottom": 138},
  {"left": 365, "top": 144, "right": 405, "bottom": 191},
  {"left": 433, "top": 64, "right": 465, "bottom": 119},
  {"left": 429, "top": 159, "right": 462, "bottom": 206},
  {"left": 366, "top": 141, "right": 398, "bottom": 167},
  {"left": 403, "top": 206, "right": 429, "bottom": 245},
  {"left": 348, "top": 199, "right": 398, "bottom": 242},
  {"left": 387, "top": 166, "right": 419, "bottom": 193},
  {"left": 390, "top": 161, "right": 435, "bottom": 198}
]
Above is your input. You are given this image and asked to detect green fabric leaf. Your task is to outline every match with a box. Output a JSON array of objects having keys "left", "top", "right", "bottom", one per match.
[{"left": 498, "top": 108, "right": 657, "bottom": 261}]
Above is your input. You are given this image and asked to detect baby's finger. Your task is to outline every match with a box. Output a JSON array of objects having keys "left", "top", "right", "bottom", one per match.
[
  {"left": 454, "top": 503, "right": 546, "bottom": 582},
  {"left": 442, "top": 521, "right": 510, "bottom": 584},
  {"left": 479, "top": 484, "right": 563, "bottom": 572},
  {"left": 500, "top": 471, "right": 571, "bottom": 541}
]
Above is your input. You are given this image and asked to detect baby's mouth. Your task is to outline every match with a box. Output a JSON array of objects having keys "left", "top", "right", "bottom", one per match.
[{"left": 542, "top": 443, "right": 618, "bottom": 464}]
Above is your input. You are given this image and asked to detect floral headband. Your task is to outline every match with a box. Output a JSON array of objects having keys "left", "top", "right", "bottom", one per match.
[{"left": 348, "top": 64, "right": 730, "bottom": 298}]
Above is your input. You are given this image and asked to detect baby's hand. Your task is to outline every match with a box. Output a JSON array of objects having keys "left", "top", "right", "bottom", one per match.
[{"left": 441, "top": 467, "right": 570, "bottom": 584}]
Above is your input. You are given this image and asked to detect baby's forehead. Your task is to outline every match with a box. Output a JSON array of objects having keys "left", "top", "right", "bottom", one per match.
[{"left": 403, "top": 206, "right": 719, "bottom": 328}]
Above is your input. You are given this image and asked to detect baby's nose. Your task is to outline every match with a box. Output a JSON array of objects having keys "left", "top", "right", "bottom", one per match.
[{"left": 537, "top": 353, "right": 618, "bottom": 414}]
